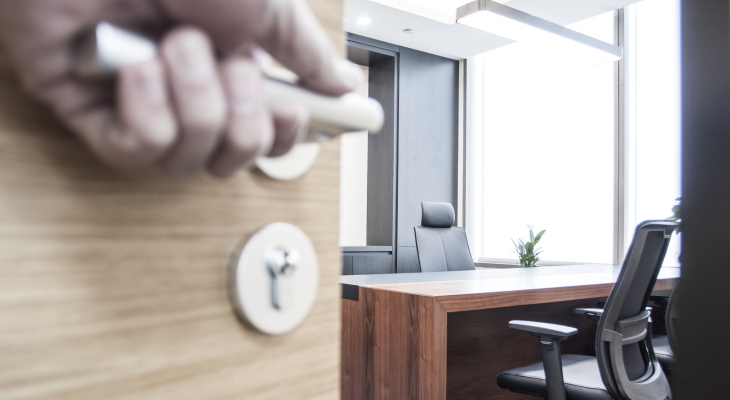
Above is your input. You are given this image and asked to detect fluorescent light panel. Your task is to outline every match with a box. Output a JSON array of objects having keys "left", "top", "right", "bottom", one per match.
[
  {"left": 457, "top": 0, "right": 622, "bottom": 64},
  {"left": 369, "top": 0, "right": 475, "bottom": 24}
]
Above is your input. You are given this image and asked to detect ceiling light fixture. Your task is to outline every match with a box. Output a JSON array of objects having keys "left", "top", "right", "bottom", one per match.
[
  {"left": 357, "top": 16, "right": 372, "bottom": 26},
  {"left": 456, "top": 0, "right": 622, "bottom": 64}
]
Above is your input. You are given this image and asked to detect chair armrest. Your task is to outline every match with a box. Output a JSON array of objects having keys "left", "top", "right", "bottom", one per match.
[
  {"left": 508, "top": 320, "right": 574, "bottom": 400},
  {"left": 508, "top": 320, "right": 578, "bottom": 340}
]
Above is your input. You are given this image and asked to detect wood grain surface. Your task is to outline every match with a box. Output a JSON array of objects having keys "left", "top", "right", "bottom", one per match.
[
  {"left": 447, "top": 299, "right": 605, "bottom": 400},
  {"left": 341, "top": 270, "right": 678, "bottom": 400},
  {"left": 0, "top": 1, "right": 345, "bottom": 399},
  {"left": 341, "top": 287, "right": 447, "bottom": 400}
]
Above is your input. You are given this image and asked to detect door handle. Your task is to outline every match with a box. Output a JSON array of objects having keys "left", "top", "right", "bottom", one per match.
[{"left": 73, "top": 22, "right": 384, "bottom": 179}]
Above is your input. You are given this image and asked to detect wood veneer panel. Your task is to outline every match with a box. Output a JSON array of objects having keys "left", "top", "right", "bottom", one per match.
[
  {"left": 341, "top": 288, "right": 447, "bottom": 400},
  {"left": 342, "top": 272, "right": 677, "bottom": 400},
  {"left": 0, "top": 1, "right": 345, "bottom": 399},
  {"left": 342, "top": 298, "right": 365, "bottom": 400},
  {"left": 446, "top": 299, "right": 606, "bottom": 400},
  {"left": 438, "top": 278, "right": 677, "bottom": 312},
  {"left": 371, "top": 276, "right": 678, "bottom": 312},
  {"left": 438, "top": 284, "right": 618, "bottom": 313}
]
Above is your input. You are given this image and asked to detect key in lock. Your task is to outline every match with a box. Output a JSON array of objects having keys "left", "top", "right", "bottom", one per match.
[
  {"left": 229, "top": 223, "right": 319, "bottom": 335},
  {"left": 266, "top": 247, "right": 300, "bottom": 310}
]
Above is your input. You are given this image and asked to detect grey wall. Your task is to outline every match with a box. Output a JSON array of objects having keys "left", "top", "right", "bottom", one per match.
[
  {"left": 345, "top": 36, "right": 459, "bottom": 275},
  {"left": 395, "top": 47, "right": 459, "bottom": 272},
  {"left": 342, "top": 247, "right": 394, "bottom": 275}
]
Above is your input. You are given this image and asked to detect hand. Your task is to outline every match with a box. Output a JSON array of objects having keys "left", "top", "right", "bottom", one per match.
[{"left": 0, "top": 0, "right": 360, "bottom": 177}]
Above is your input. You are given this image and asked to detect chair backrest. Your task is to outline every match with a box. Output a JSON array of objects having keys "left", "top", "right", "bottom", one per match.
[
  {"left": 596, "top": 220, "right": 677, "bottom": 400},
  {"left": 665, "top": 282, "right": 679, "bottom": 354},
  {"left": 413, "top": 202, "right": 475, "bottom": 272}
]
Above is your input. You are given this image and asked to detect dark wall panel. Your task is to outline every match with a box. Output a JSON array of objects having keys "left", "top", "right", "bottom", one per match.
[
  {"left": 366, "top": 57, "right": 398, "bottom": 246},
  {"left": 347, "top": 37, "right": 459, "bottom": 274},
  {"left": 396, "top": 47, "right": 459, "bottom": 256},
  {"left": 342, "top": 254, "right": 353, "bottom": 275},
  {"left": 352, "top": 253, "right": 393, "bottom": 275},
  {"left": 396, "top": 246, "right": 421, "bottom": 274}
]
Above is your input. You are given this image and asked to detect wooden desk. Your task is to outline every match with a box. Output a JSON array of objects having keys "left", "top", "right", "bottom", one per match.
[{"left": 340, "top": 265, "right": 680, "bottom": 400}]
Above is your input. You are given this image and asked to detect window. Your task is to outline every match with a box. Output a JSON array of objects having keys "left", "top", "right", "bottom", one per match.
[
  {"left": 466, "top": 11, "right": 617, "bottom": 264},
  {"left": 623, "top": 0, "right": 682, "bottom": 266},
  {"left": 465, "top": 2, "right": 682, "bottom": 266}
]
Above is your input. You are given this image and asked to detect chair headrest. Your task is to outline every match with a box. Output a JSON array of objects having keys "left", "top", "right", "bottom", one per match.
[{"left": 421, "top": 202, "right": 455, "bottom": 228}]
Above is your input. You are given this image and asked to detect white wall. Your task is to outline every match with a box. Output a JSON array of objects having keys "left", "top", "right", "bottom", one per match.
[{"left": 339, "top": 66, "right": 369, "bottom": 246}]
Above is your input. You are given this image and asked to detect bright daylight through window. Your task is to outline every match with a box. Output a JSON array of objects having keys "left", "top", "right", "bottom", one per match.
[{"left": 466, "top": 0, "right": 681, "bottom": 266}]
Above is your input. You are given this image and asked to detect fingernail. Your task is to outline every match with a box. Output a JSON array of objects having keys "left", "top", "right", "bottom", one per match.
[
  {"left": 171, "top": 31, "right": 215, "bottom": 82},
  {"left": 224, "top": 62, "right": 262, "bottom": 114},
  {"left": 133, "top": 62, "right": 165, "bottom": 103}
]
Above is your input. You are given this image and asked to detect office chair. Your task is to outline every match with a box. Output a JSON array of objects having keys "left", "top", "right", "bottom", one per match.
[
  {"left": 572, "top": 285, "right": 679, "bottom": 383},
  {"left": 651, "top": 283, "right": 679, "bottom": 373},
  {"left": 497, "top": 220, "right": 678, "bottom": 400},
  {"left": 414, "top": 202, "right": 475, "bottom": 272}
]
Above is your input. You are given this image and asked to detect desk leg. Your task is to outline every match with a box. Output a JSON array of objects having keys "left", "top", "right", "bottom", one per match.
[{"left": 342, "top": 288, "right": 447, "bottom": 400}]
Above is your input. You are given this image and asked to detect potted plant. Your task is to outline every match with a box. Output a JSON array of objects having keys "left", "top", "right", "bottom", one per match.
[
  {"left": 512, "top": 225, "right": 546, "bottom": 268},
  {"left": 668, "top": 197, "right": 681, "bottom": 230}
]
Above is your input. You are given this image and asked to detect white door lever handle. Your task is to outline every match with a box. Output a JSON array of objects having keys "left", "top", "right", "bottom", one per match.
[
  {"left": 74, "top": 22, "right": 385, "bottom": 180},
  {"left": 73, "top": 22, "right": 385, "bottom": 142}
]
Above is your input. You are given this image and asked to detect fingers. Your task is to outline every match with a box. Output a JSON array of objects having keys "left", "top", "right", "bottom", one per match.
[
  {"left": 67, "top": 60, "right": 177, "bottom": 170},
  {"left": 209, "top": 57, "right": 275, "bottom": 177},
  {"left": 258, "top": 0, "right": 362, "bottom": 95},
  {"left": 269, "top": 103, "right": 309, "bottom": 157},
  {"left": 158, "top": 27, "right": 227, "bottom": 177},
  {"left": 159, "top": 0, "right": 362, "bottom": 96},
  {"left": 65, "top": 46, "right": 298, "bottom": 177}
]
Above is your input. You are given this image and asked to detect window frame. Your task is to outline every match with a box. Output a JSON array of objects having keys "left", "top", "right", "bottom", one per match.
[{"left": 463, "top": 10, "right": 631, "bottom": 267}]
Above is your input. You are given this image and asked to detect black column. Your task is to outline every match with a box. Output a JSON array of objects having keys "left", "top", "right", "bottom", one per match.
[{"left": 678, "top": 0, "right": 730, "bottom": 397}]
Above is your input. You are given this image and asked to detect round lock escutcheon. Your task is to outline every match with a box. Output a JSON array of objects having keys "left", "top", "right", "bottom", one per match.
[{"left": 229, "top": 223, "right": 319, "bottom": 335}]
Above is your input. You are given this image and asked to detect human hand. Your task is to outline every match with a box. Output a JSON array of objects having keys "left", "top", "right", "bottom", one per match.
[{"left": 0, "top": 0, "right": 360, "bottom": 177}]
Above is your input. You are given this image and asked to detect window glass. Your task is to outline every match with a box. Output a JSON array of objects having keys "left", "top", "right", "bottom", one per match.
[
  {"left": 625, "top": 0, "right": 682, "bottom": 266},
  {"left": 466, "top": 11, "right": 617, "bottom": 263}
]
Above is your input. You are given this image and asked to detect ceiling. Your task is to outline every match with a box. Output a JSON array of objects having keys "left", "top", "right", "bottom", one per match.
[{"left": 344, "top": 0, "right": 642, "bottom": 60}]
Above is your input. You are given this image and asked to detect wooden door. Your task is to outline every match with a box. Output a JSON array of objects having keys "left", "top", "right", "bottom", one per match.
[{"left": 0, "top": 1, "right": 344, "bottom": 399}]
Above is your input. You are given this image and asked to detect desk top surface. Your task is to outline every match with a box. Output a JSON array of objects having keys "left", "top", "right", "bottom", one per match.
[{"left": 340, "top": 265, "right": 681, "bottom": 299}]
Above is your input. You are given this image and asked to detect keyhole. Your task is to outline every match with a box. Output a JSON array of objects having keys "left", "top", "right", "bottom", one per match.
[{"left": 266, "top": 247, "right": 300, "bottom": 310}]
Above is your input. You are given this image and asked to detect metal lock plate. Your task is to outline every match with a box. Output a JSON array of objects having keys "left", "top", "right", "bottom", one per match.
[
  {"left": 254, "top": 143, "right": 320, "bottom": 181},
  {"left": 229, "top": 223, "right": 319, "bottom": 335}
]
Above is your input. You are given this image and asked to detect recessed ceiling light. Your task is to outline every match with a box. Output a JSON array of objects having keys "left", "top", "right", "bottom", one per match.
[
  {"left": 403, "top": 28, "right": 415, "bottom": 34},
  {"left": 370, "top": 0, "right": 474, "bottom": 24},
  {"left": 357, "top": 16, "right": 372, "bottom": 26}
]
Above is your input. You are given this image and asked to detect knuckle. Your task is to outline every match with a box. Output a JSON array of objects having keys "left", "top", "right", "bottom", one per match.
[
  {"left": 162, "top": 25, "right": 210, "bottom": 48},
  {"left": 185, "top": 100, "right": 227, "bottom": 132},
  {"left": 105, "top": 127, "right": 176, "bottom": 169},
  {"left": 227, "top": 129, "right": 266, "bottom": 160}
]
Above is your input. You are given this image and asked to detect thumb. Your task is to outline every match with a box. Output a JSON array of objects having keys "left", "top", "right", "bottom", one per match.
[{"left": 159, "top": 0, "right": 362, "bottom": 95}]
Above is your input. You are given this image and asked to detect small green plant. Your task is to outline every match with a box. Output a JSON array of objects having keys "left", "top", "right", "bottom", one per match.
[
  {"left": 512, "top": 225, "right": 546, "bottom": 268},
  {"left": 667, "top": 197, "right": 681, "bottom": 232}
]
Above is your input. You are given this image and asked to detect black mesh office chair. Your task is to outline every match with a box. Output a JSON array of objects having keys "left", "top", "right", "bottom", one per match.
[
  {"left": 497, "top": 220, "right": 678, "bottom": 400},
  {"left": 652, "top": 284, "right": 679, "bottom": 373},
  {"left": 413, "top": 202, "right": 475, "bottom": 272}
]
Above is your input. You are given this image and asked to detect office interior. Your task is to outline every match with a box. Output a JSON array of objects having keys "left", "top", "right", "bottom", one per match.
[
  {"left": 0, "top": 1, "right": 726, "bottom": 399},
  {"left": 338, "top": 0, "right": 722, "bottom": 399}
]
